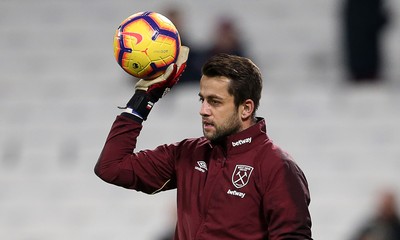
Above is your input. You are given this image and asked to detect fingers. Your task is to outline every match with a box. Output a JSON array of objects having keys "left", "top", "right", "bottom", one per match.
[
  {"left": 135, "top": 46, "right": 188, "bottom": 92},
  {"left": 176, "top": 46, "right": 190, "bottom": 68},
  {"left": 163, "top": 64, "right": 177, "bottom": 80}
]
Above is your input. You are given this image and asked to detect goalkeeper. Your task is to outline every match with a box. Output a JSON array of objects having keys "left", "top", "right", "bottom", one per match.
[{"left": 95, "top": 46, "right": 312, "bottom": 239}]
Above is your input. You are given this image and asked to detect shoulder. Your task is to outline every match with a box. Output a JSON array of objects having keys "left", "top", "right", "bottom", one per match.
[
  {"left": 162, "top": 136, "right": 210, "bottom": 157},
  {"left": 173, "top": 136, "right": 209, "bottom": 149},
  {"left": 259, "top": 141, "right": 296, "bottom": 168},
  {"left": 256, "top": 141, "right": 307, "bottom": 185}
]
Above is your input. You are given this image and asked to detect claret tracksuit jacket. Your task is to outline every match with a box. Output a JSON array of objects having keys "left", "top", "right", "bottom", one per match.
[{"left": 95, "top": 115, "right": 312, "bottom": 240}]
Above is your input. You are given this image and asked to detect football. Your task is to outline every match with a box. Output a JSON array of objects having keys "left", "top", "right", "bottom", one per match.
[{"left": 113, "top": 11, "right": 181, "bottom": 79}]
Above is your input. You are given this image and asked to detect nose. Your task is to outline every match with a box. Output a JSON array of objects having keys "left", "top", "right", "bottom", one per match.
[{"left": 199, "top": 101, "right": 210, "bottom": 117}]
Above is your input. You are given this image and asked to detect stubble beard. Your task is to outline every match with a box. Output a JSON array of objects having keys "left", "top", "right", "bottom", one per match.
[{"left": 203, "top": 110, "right": 242, "bottom": 142}]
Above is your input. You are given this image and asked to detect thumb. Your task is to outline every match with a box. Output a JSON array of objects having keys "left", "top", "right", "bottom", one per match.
[
  {"left": 163, "top": 63, "right": 177, "bottom": 80},
  {"left": 176, "top": 46, "right": 190, "bottom": 68}
]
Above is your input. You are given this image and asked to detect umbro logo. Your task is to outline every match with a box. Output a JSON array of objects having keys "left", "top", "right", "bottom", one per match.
[{"left": 195, "top": 161, "right": 208, "bottom": 173}]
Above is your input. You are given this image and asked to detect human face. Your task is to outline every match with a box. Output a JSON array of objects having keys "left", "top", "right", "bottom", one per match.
[{"left": 199, "top": 76, "right": 242, "bottom": 141}]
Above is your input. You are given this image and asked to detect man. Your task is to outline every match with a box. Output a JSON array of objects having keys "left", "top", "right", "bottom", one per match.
[
  {"left": 342, "top": 0, "right": 390, "bottom": 83},
  {"left": 352, "top": 190, "right": 400, "bottom": 240},
  {"left": 95, "top": 46, "right": 312, "bottom": 239}
]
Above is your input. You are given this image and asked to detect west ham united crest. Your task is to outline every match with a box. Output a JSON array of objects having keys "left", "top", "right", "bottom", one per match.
[{"left": 232, "top": 165, "right": 254, "bottom": 188}]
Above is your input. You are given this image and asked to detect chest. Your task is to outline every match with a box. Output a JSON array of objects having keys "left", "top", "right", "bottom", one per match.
[{"left": 177, "top": 146, "right": 265, "bottom": 220}]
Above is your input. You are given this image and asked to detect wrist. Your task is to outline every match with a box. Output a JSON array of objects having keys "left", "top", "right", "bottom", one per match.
[
  {"left": 123, "top": 107, "right": 144, "bottom": 119},
  {"left": 121, "top": 111, "right": 144, "bottom": 123},
  {"left": 125, "top": 91, "right": 156, "bottom": 120}
]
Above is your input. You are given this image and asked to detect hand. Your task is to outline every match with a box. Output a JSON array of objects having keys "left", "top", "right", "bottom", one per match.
[
  {"left": 135, "top": 46, "right": 190, "bottom": 101},
  {"left": 123, "top": 46, "right": 190, "bottom": 121}
]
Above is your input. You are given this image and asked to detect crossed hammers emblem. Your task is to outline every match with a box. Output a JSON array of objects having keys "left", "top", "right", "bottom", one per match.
[
  {"left": 234, "top": 171, "right": 248, "bottom": 186},
  {"left": 232, "top": 165, "right": 254, "bottom": 188}
]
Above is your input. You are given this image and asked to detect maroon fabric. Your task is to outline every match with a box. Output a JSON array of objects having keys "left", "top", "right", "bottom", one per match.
[{"left": 95, "top": 115, "right": 312, "bottom": 239}]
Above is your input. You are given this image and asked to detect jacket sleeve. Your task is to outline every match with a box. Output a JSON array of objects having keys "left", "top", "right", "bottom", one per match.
[
  {"left": 263, "top": 158, "right": 313, "bottom": 239},
  {"left": 94, "top": 114, "right": 177, "bottom": 194}
]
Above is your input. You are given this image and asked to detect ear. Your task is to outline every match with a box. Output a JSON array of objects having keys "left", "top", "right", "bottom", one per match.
[{"left": 240, "top": 99, "right": 255, "bottom": 120}]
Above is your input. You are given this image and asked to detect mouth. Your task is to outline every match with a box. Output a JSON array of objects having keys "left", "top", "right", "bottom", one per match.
[{"left": 202, "top": 120, "right": 214, "bottom": 130}]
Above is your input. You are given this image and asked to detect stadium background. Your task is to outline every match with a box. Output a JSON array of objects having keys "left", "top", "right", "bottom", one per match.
[{"left": 1, "top": 0, "right": 399, "bottom": 239}]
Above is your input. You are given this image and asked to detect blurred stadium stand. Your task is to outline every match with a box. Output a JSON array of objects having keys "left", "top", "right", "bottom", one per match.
[{"left": 1, "top": 0, "right": 400, "bottom": 239}]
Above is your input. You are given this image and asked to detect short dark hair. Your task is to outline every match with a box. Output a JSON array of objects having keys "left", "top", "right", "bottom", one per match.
[{"left": 201, "top": 53, "right": 263, "bottom": 116}]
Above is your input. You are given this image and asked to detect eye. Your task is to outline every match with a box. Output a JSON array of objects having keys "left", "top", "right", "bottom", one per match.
[
  {"left": 198, "top": 97, "right": 204, "bottom": 103},
  {"left": 209, "top": 99, "right": 221, "bottom": 106}
]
